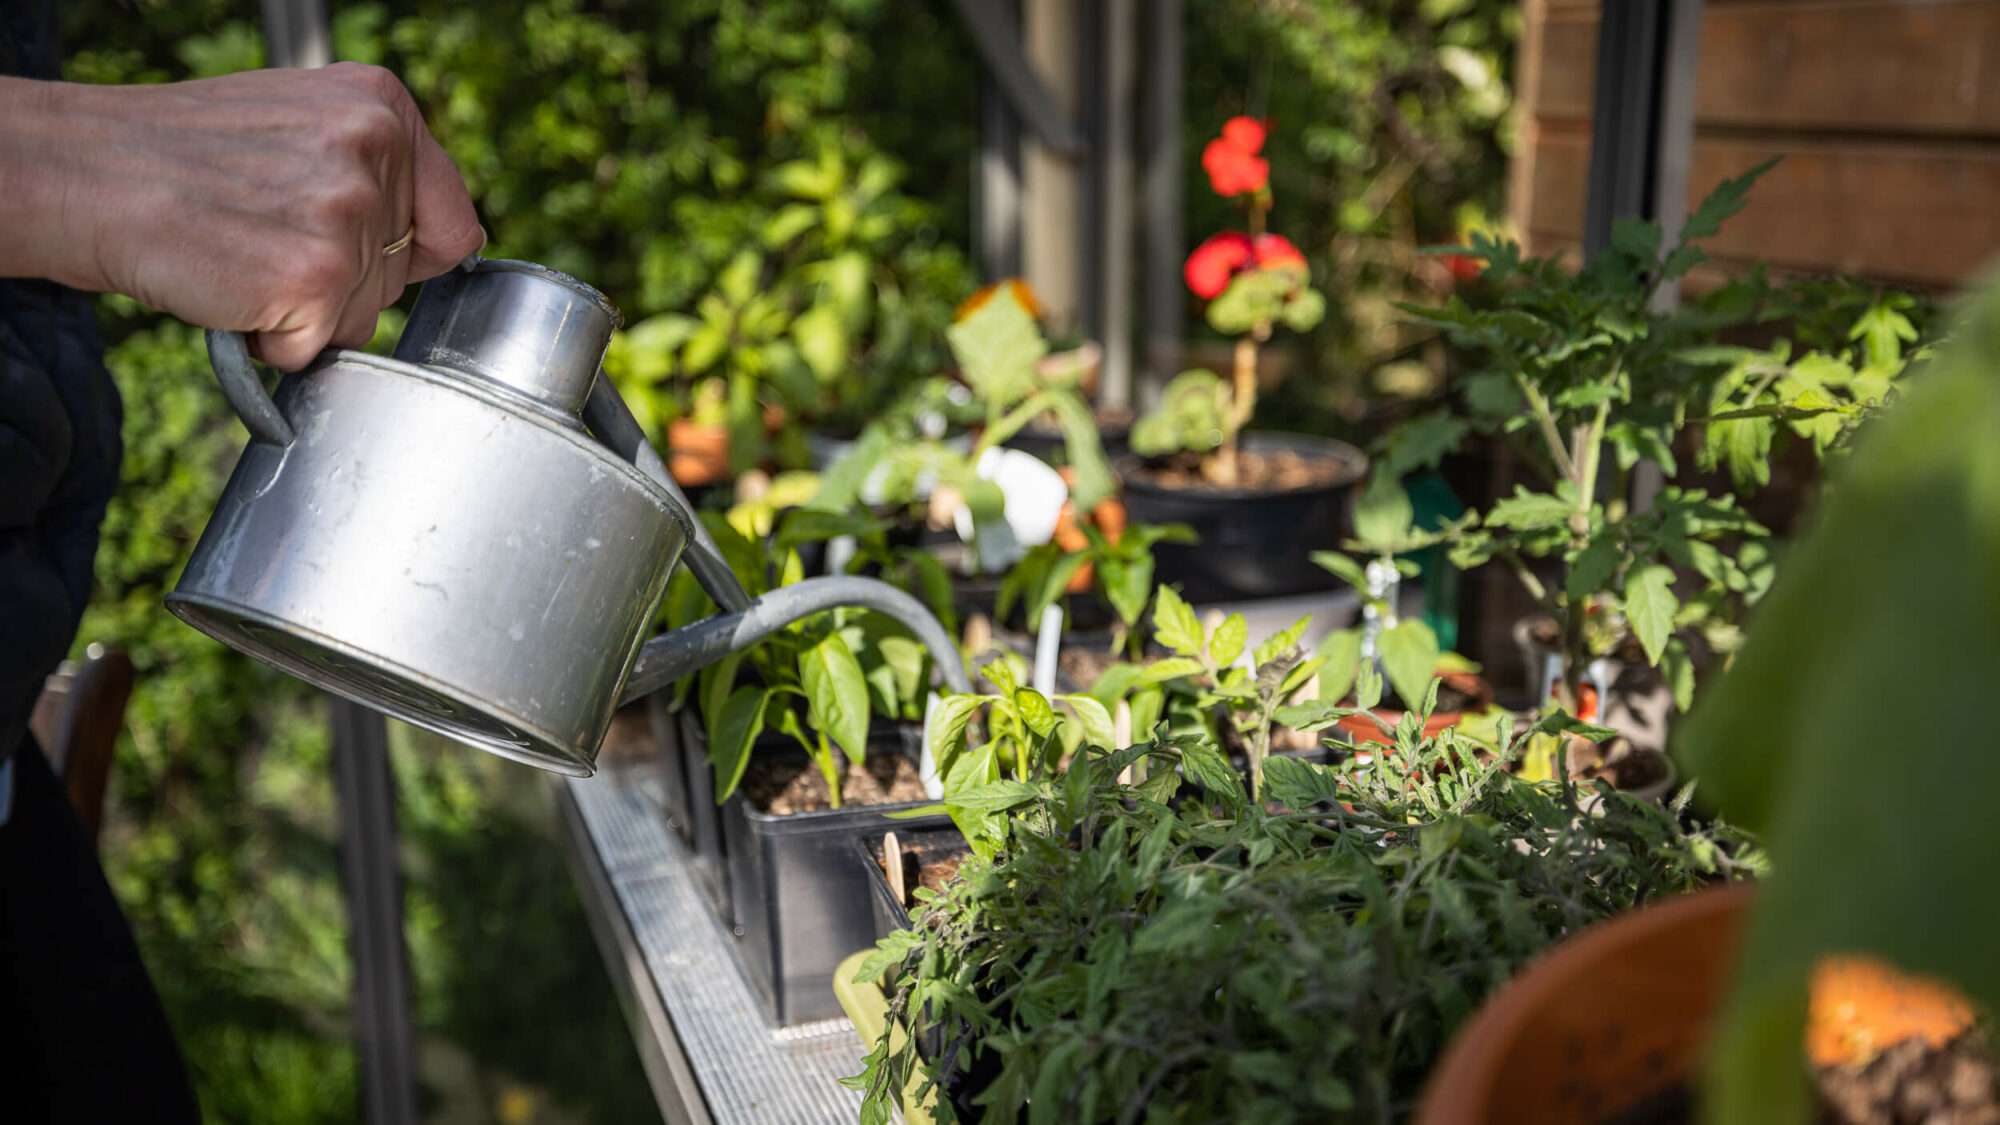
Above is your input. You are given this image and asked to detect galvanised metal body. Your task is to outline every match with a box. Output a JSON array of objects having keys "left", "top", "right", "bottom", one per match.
[
  {"left": 169, "top": 259, "right": 689, "bottom": 776},
  {"left": 169, "top": 257, "right": 971, "bottom": 778}
]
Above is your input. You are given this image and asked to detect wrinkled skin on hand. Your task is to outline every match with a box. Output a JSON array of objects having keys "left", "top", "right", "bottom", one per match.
[{"left": 0, "top": 62, "right": 484, "bottom": 370}]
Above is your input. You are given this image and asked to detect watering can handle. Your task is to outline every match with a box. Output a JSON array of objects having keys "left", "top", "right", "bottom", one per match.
[{"left": 205, "top": 330, "right": 296, "bottom": 447}]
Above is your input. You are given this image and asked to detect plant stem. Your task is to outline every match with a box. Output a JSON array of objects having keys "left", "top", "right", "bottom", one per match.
[
  {"left": 817, "top": 732, "right": 844, "bottom": 809},
  {"left": 1512, "top": 371, "right": 1577, "bottom": 482}
]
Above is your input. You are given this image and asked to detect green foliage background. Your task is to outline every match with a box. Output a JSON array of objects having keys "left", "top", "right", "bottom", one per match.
[{"left": 49, "top": 1, "right": 1514, "bottom": 1120}]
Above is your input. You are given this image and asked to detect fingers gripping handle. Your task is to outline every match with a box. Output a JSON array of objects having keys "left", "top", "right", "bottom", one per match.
[{"left": 206, "top": 330, "right": 295, "bottom": 447}]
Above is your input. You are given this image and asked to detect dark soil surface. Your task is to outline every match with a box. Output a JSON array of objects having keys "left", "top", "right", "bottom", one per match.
[
  {"left": 742, "top": 749, "right": 928, "bottom": 815},
  {"left": 1058, "top": 644, "right": 1138, "bottom": 694},
  {"left": 1133, "top": 446, "right": 1353, "bottom": 493},
  {"left": 876, "top": 842, "right": 970, "bottom": 910},
  {"left": 1599, "top": 1032, "right": 2000, "bottom": 1124}
]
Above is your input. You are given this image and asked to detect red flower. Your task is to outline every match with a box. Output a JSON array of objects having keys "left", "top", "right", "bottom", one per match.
[
  {"left": 1442, "top": 254, "right": 1483, "bottom": 283},
  {"left": 1184, "top": 232, "right": 1254, "bottom": 299},
  {"left": 1252, "top": 233, "right": 1306, "bottom": 273},
  {"left": 1221, "top": 116, "right": 1267, "bottom": 153},
  {"left": 1202, "top": 116, "right": 1270, "bottom": 197}
]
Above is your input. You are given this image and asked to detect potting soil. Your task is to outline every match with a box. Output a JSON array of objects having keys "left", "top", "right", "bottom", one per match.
[
  {"left": 1597, "top": 1030, "right": 2000, "bottom": 1125},
  {"left": 740, "top": 750, "right": 928, "bottom": 815},
  {"left": 1134, "top": 445, "right": 1353, "bottom": 492}
]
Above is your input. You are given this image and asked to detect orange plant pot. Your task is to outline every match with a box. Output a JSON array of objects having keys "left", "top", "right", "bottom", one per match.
[
  {"left": 1415, "top": 884, "right": 1978, "bottom": 1124},
  {"left": 1334, "top": 671, "right": 1496, "bottom": 748},
  {"left": 1416, "top": 884, "right": 1750, "bottom": 1125},
  {"left": 667, "top": 418, "right": 730, "bottom": 487}
]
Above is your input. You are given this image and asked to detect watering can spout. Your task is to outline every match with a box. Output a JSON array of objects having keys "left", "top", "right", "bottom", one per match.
[{"left": 621, "top": 576, "right": 973, "bottom": 705}]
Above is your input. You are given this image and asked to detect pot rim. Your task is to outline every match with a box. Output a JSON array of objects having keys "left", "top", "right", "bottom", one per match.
[
  {"left": 1115, "top": 431, "right": 1368, "bottom": 501},
  {"left": 1414, "top": 882, "right": 1753, "bottom": 1125}
]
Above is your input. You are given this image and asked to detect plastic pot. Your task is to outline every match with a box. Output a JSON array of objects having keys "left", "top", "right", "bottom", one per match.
[
  {"left": 720, "top": 727, "right": 953, "bottom": 1026},
  {"left": 1117, "top": 432, "right": 1367, "bottom": 604},
  {"left": 848, "top": 828, "right": 997, "bottom": 1120}
]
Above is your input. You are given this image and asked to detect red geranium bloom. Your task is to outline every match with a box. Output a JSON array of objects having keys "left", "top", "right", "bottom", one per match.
[
  {"left": 1221, "top": 116, "right": 1267, "bottom": 153},
  {"left": 1184, "top": 232, "right": 1254, "bottom": 299},
  {"left": 1252, "top": 233, "right": 1306, "bottom": 272},
  {"left": 1201, "top": 116, "right": 1271, "bottom": 197}
]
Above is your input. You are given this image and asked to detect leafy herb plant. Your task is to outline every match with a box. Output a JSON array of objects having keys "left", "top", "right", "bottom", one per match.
[
  {"left": 815, "top": 287, "right": 1114, "bottom": 560},
  {"left": 1394, "top": 161, "right": 1924, "bottom": 711},
  {"left": 658, "top": 509, "right": 943, "bottom": 808},
  {"left": 851, "top": 682, "right": 1758, "bottom": 1124},
  {"left": 995, "top": 521, "right": 1196, "bottom": 657}
]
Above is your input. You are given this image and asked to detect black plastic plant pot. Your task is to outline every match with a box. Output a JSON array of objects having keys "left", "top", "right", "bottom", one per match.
[
  {"left": 853, "top": 829, "right": 997, "bottom": 1118},
  {"left": 667, "top": 706, "right": 735, "bottom": 925},
  {"left": 1118, "top": 432, "right": 1368, "bottom": 604},
  {"left": 856, "top": 825, "right": 973, "bottom": 943},
  {"left": 647, "top": 692, "right": 693, "bottom": 847},
  {"left": 721, "top": 726, "right": 954, "bottom": 1027}
]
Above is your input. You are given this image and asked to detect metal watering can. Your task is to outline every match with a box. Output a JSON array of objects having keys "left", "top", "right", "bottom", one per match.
[{"left": 167, "top": 257, "right": 969, "bottom": 776}]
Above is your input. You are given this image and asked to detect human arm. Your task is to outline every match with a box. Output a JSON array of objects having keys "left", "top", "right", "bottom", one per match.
[{"left": 0, "top": 62, "right": 484, "bottom": 371}]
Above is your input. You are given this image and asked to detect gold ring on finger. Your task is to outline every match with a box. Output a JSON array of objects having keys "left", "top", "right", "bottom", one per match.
[{"left": 382, "top": 226, "right": 415, "bottom": 257}]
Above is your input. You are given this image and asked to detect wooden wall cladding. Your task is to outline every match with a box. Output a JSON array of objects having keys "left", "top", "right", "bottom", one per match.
[{"left": 1513, "top": 0, "right": 2000, "bottom": 290}]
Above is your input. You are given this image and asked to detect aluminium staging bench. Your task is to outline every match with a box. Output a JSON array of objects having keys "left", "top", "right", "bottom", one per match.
[{"left": 559, "top": 748, "right": 872, "bottom": 1125}]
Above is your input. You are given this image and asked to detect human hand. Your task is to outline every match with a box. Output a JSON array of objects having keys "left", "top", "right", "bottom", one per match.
[{"left": 0, "top": 63, "right": 484, "bottom": 370}]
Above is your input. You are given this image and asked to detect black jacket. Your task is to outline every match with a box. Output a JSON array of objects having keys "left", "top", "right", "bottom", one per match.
[{"left": 0, "top": 0, "right": 123, "bottom": 758}]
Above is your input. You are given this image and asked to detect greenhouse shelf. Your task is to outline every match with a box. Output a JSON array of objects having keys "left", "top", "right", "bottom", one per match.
[{"left": 559, "top": 757, "right": 871, "bottom": 1125}]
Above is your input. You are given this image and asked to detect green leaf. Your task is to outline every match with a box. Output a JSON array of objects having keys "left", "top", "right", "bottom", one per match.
[
  {"left": 1376, "top": 413, "right": 1470, "bottom": 477},
  {"left": 1255, "top": 614, "right": 1313, "bottom": 668},
  {"left": 1377, "top": 620, "right": 1440, "bottom": 712},
  {"left": 925, "top": 694, "right": 985, "bottom": 776},
  {"left": 1679, "top": 157, "right": 1779, "bottom": 244},
  {"left": 946, "top": 286, "right": 1046, "bottom": 403},
  {"left": 1177, "top": 740, "right": 1243, "bottom": 801},
  {"left": 1624, "top": 565, "right": 1678, "bottom": 666},
  {"left": 1352, "top": 469, "right": 1415, "bottom": 549},
  {"left": 1152, "top": 585, "right": 1205, "bottom": 658},
  {"left": 1137, "top": 656, "right": 1205, "bottom": 684},
  {"left": 1661, "top": 244, "right": 1709, "bottom": 279},
  {"left": 1062, "top": 694, "right": 1115, "bottom": 748},
  {"left": 851, "top": 928, "right": 920, "bottom": 985},
  {"left": 1355, "top": 662, "right": 1385, "bottom": 711},
  {"left": 1486, "top": 486, "right": 1574, "bottom": 531},
  {"left": 803, "top": 631, "right": 872, "bottom": 765},
  {"left": 792, "top": 302, "right": 848, "bottom": 384},
  {"left": 1316, "top": 628, "right": 1364, "bottom": 705},
  {"left": 1264, "top": 752, "right": 1344, "bottom": 804},
  {"left": 1609, "top": 216, "right": 1662, "bottom": 263},
  {"left": 1013, "top": 687, "right": 1057, "bottom": 739},
  {"left": 1043, "top": 392, "right": 1116, "bottom": 511},
  {"left": 1312, "top": 551, "right": 1369, "bottom": 592},
  {"left": 772, "top": 509, "right": 890, "bottom": 553},
  {"left": 710, "top": 686, "right": 770, "bottom": 800},
  {"left": 1209, "top": 614, "right": 1248, "bottom": 668},
  {"left": 946, "top": 779, "right": 1041, "bottom": 813},
  {"left": 1661, "top": 638, "right": 1696, "bottom": 712},
  {"left": 1566, "top": 535, "right": 1621, "bottom": 601}
]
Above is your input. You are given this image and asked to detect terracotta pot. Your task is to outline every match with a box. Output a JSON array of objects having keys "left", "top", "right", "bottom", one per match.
[
  {"left": 1334, "top": 670, "right": 1495, "bottom": 748},
  {"left": 1416, "top": 885, "right": 1978, "bottom": 1124},
  {"left": 667, "top": 418, "right": 730, "bottom": 487},
  {"left": 1416, "top": 884, "right": 1752, "bottom": 1125}
]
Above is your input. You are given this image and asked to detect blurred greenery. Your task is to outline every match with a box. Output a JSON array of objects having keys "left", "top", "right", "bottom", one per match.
[{"left": 50, "top": 1, "right": 1514, "bottom": 1120}]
